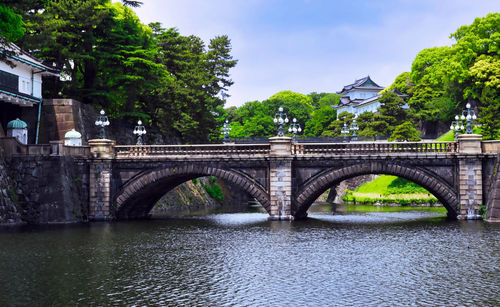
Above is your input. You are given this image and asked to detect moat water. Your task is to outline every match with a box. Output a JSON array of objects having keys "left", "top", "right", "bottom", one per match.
[{"left": 0, "top": 206, "right": 499, "bottom": 306}]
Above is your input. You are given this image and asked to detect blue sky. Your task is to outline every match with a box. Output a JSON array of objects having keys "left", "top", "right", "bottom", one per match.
[{"left": 133, "top": 0, "right": 499, "bottom": 107}]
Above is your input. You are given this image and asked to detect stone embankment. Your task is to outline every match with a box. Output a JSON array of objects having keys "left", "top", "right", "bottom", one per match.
[
  {"left": 325, "top": 175, "right": 377, "bottom": 204},
  {"left": 485, "top": 154, "right": 500, "bottom": 221},
  {"left": 0, "top": 149, "right": 21, "bottom": 224},
  {"left": 5, "top": 155, "right": 89, "bottom": 224}
]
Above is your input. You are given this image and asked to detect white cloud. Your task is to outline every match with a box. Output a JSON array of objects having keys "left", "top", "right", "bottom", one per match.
[{"left": 132, "top": 0, "right": 499, "bottom": 107}]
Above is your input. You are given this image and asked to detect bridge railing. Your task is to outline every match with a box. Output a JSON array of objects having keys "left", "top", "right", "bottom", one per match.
[
  {"left": 114, "top": 143, "right": 271, "bottom": 158},
  {"left": 293, "top": 141, "right": 458, "bottom": 155},
  {"left": 0, "top": 137, "right": 91, "bottom": 157},
  {"left": 482, "top": 140, "right": 500, "bottom": 154}
]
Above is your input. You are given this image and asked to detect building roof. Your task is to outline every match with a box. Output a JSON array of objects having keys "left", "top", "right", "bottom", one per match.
[
  {"left": 7, "top": 118, "right": 27, "bottom": 129},
  {"left": 1, "top": 41, "right": 61, "bottom": 76},
  {"left": 0, "top": 90, "right": 41, "bottom": 106},
  {"left": 0, "top": 41, "right": 61, "bottom": 106},
  {"left": 336, "top": 76, "right": 384, "bottom": 95},
  {"left": 64, "top": 129, "right": 82, "bottom": 139}
]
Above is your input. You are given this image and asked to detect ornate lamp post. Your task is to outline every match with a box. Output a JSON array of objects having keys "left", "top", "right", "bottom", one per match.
[
  {"left": 460, "top": 103, "right": 477, "bottom": 134},
  {"left": 350, "top": 115, "right": 359, "bottom": 141},
  {"left": 450, "top": 115, "right": 464, "bottom": 141},
  {"left": 288, "top": 118, "right": 302, "bottom": 143},
  {"left": 273, "top": 106, "right": 289, "bottom": 137},
  {"left": 95, "top": 109, "right": 110, "bottom": 139},
  {"left": 133, "top": 120, "right": 146, "bottom": 145},
  {"left": 221, "top": 119, "right": 231, "bottom": 143},
  {"left": 341, "top": 122, "right": 350, "bottom": 142}
]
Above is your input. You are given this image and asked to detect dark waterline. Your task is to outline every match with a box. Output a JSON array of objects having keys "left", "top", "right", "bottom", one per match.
[{"left": 0, "top": 210, "right": 499, "bottom": 306}]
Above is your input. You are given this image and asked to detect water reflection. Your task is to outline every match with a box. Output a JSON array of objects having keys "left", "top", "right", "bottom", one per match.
[{"left": 0, "top": 209, "right": 498, "bottom": 306}]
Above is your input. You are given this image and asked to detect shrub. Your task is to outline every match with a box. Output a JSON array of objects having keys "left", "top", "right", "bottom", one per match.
[{"left": 204, "top": 183, "right": 223, "bottom": 200}]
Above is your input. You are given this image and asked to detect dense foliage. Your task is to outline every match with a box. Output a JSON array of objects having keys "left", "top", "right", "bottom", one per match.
[
  {"left": 222, "top": 91, "right": 339, "bottom": 138},
  {"left": 4, "top": 0, "right": 237, "bottom": 143},
  {"left": 0, "top": 4, "right": 24, "bottom": 43},
  {"left": 399, "top": 13, "right": 499, "bottom": 139},
  {"left": 388, "top": 121, "right": 422, "bottom": 142}
]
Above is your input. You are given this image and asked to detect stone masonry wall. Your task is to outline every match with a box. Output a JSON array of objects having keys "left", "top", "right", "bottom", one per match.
[
  {"left": 484, "top": 154, "right": 500, "bottom": 221},
  {"left": 459, "top": 159, "right": 483, "bottom": 217},
  {"left": 39, "top": 99, "right": 84, "bottom": 144},
  {"left": 0, "top": 148, "right": 21, "bottom": 224},
  {"left": 5, "top": 156, "right": 89, "bottom": 224},
  {"left": 269, "top": 159, "right": 292, "bottom": 218}
]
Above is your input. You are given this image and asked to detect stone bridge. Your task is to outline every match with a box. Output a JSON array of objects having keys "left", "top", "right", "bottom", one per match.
[{"left": 83, "top": 135, "right": 500, "bottom": 221}]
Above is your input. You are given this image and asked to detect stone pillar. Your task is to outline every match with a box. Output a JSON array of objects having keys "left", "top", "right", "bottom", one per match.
[
  {"left": 457, "top": 134, "right": 483, "bottom": 219},
  {"left": 88, "top": 139, "right": 115, "bottom": 159},
  {"left": 39, "top": 99, "right": 83, "bottom": 143},
  {"left": 88, "top": 139, "right": 115, "bottom": 221},
  {"left": 49, "top": 140, "right": 63, "bottom": 156},
  {"left": 269, "top": 136, "right": 293, "bottom": 220}
]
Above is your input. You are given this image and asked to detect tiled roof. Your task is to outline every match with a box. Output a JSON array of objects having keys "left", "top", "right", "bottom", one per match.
[
  {"left": 337, "top": 76, "right": 384, "bottom": 95},
  {"left": 1, "top": 42, "right": 61, "bottom": 76},
  {"left": 0, "top": 85, "right": 41, "bottom": 106}
]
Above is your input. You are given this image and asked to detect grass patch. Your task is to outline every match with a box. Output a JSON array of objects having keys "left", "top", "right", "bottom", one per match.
[
  {"left": 344, "top": 175, "right": 438, "bottom": 204},
  {"left": 436, "top": 130, "right": 455, "bottom": 141},
  {"left": 356, "top": 175, "right": 430, "bottom": 195},
  {"left": 344, "top": 204, "right": 447, "bottom": 213},
  {"left": 435, "top": 126, "right": 488, "bottom": 141},
  {"left": 344, "top": 192, "right": 438, "bottom": 205}
]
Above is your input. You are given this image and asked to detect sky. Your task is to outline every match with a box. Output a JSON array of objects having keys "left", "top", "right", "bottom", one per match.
[{"left": 132, "top": 0, "right": 498, "bottom": 107}]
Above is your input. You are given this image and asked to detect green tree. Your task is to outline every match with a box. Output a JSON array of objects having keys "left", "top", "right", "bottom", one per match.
[
  {"left": 16, "top": 0, "right": 114, "bottom": 101},
  {"left": 317, "top": 93, "right": 341, "bottom": 107},
  {"left": 381, "top": 72, "right": 413, "bottom": 96},
  {"left": 303, "top": 104, "right": 336, "bottom": 136},
  {"left": 0, "top": 4, "right": 25, "bottom": 42},
  {"left": 465, "top": 52, "right": 500, "bottom": 139},
  {"left": 408, "top": 46, "right": 455, "bottom": 123},
  {"left": 121, "top": 0, "right": 143, "bottom": 7},
  {"left": 322, "top": 111, "right": 355, "bottom": 137},
  {"left": 378, "top": 91, "right": 407, "bottom": 127},
  {"left": 0, "top": 4, "right": 26, "bottom": 65},
  {"left": 400, "top": 13, "right": 500, "bottom": 138},
  {"left": 308, "top": 92, "right": 341, "bottom": 108},
  {"left": 388, "top": 121, "right": 422, "bottom": 142},
  {"left": 146, "top": 24, "right": 237, "bottom": 142},
  {"left": 266, "top": 91, "right": 314, "bottom": 131},
  {"left": 95, "top": 3, "right": 167, "bottom": 115}
]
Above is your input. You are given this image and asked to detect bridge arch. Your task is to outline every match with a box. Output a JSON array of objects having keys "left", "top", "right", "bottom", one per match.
[
  {"left": 113, "top": 165, "right": 270, "bottom": 219},
  {"left": 294, "top": 162, "right": 459, "bottom": 219}
]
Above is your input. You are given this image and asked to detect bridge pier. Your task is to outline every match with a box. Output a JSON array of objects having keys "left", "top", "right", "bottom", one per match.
[
  {"left": 457, "top": 135, "right": 483, "bottom": 219},
  {"left": 268, "top": 137, "right": 293, "bottom": 220},
  {"left": 88, "top": 139, "right": 114, "bottom": 221}
]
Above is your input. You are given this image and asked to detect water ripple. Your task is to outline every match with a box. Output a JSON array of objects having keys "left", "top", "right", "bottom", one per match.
[{"left": 0, "top": 212, "right": 498, "bottom": 306}]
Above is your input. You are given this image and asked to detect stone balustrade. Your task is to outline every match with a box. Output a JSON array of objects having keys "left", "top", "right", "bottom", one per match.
[
  {"left": 113, "top": 141, "right": 459, "bottom": 158},
  {"left": 293, "top": 141, "right": 457, "bottom": 155},
  {"left": 482, "top": 140, "right": 500, "bottom": 153},
  {"left": 114, "top": 143, "right": 271, "bottom": 158},
  {"left": 0, "top": 137, "right": 90, "bottom": 157}
]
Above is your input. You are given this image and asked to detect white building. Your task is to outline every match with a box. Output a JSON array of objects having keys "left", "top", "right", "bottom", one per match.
[
  {"left": 0, "top": 42, "right": 60, "bottom": 143},
  {"left": 333, "top": 76, "right": 385, "bottom": 118},
  {"left": 333, "top": 76, "right": 409, "bottom": 119}
]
